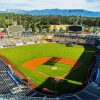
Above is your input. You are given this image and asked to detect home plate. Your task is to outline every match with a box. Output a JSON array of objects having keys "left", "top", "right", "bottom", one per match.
[{"left": 51, "top": 67, "right": 58, "bottom": 70}]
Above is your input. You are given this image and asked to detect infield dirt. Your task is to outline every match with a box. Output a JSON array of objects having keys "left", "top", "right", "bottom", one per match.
[{"left": 22, "top": 57, "right": 82, "bottom": 79}]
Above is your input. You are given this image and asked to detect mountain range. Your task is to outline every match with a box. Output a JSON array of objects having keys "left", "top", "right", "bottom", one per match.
[{"left": 1, "top": 9, "right": 100, "bottom": 17}]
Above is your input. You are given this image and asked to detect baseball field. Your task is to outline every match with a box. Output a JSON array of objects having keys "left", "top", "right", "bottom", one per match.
[{"left": 0, "top": 43, "right": 96, "bottom": 93}]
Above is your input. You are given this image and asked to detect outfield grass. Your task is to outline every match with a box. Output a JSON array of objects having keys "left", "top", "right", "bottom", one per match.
[{"left": 0, "top": 43, "right": 96, "bottom": 93}]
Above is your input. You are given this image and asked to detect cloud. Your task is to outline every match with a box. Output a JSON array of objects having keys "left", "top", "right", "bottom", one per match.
[
  {"left": 84, "top": 0, "right": 100, "bottom": 11},
  {"left": 0, "top": 0, "right": 99, "bottom": 11},
  {"left": 85, "top": 0, "right": 99, "bottom": 2}
]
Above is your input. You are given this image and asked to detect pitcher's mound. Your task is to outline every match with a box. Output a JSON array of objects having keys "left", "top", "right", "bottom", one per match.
[{"left": 51, "top": 67, "right": 58, "bottom": 70}]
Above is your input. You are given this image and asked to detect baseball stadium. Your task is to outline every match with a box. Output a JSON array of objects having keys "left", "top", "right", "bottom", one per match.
[
  {"left": 0, "top": 43, "right": 95, "bottom": 93},
  {"left": 0, "top": 12, "right": 100, "bottom": 99},
  {"left": 0, "top": 24, "right": 100, "bottom": 99}
]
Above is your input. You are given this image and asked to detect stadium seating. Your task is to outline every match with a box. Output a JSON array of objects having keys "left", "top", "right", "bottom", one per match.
[
  {"left": 76, "top": 90, "right": 98, "bottom": 99},
  {"left": 95, "top": 68, "right": 100, "bottom": 84},
  {"left": 0, "top": 58, "right": 31, "bottom": 96},
  {"left": 0, "top": 33, "right": 99, "bottom": 48}
]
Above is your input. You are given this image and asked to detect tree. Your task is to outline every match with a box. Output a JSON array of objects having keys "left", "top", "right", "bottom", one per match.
[
  {"left": 38, "top": 25, "right": 43, "bottom": 33},
  {"left": 30, "top": 23, "right": 36, "bottom": 33},
  {"left": 46, "top": 25, "right": 50, "bottom": 33},
  {"left": 59, "top": 28, "right": 64, "bottom": 33},
  {"left": 53, "top": 25, "right": 57, "bottom": 33},
  {"left": 65, "top": 26, "right": 69, "bottom": 33}
]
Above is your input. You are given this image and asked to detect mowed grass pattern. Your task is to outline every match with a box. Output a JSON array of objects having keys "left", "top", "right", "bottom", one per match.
[
  {"left": 0, "top": 43, "right": 96, "bottom": 92},
  {"left": 0, "top": 44, "right": 85, "bottom": 67}
]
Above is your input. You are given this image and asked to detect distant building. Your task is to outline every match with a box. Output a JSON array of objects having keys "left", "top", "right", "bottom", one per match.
[
  {"left": 0, "top": 32, "right": 5, "bottom": 37},
  {"left": 24, "top": 28, "right": 32, "bottom": 34},
  {"left": 8, "top": 25, "right": 24, "bottom": 35},
  {"left": 0, "top": 28, "right": 5, "bottom": 32},
  {"left": 50, "top": 25, "right": 69, "bottom": 32}
]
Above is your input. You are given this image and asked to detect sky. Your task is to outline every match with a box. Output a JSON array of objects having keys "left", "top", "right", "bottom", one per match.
[{"left": 0, "top": 0, "right": 100, "bottom": 11}]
